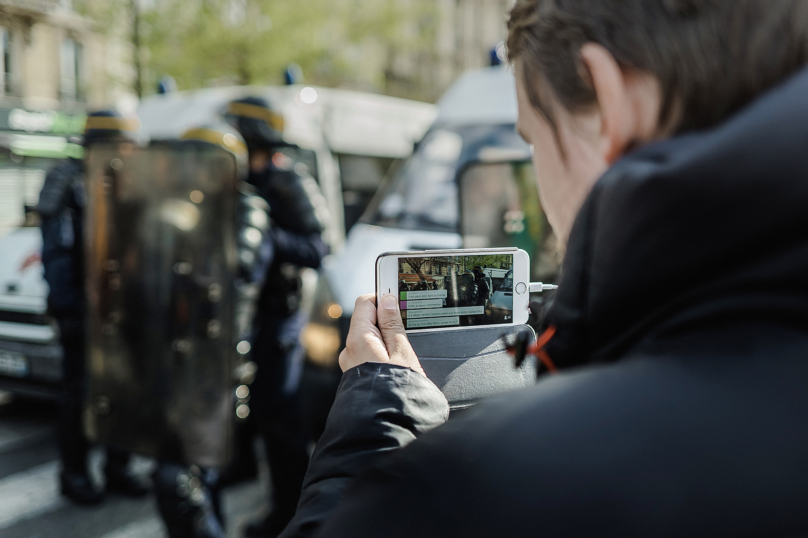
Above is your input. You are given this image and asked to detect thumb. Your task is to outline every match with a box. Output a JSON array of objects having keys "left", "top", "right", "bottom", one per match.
[
  {"left": 378, "top": 294, "right": 407, "bottom": 349},
  {"left": 377, "top": 294, "right": 422, "bottom": 373}
]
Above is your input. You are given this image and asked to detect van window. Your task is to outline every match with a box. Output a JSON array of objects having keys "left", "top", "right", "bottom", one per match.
[
  {"left": 365, "top": 129, "right": 463, "bottom": 233},
  {"left": 337, "top": 153, "right": 398, "bottom": 233},
  {"left": 498, "top": 270, "right": 513, "bottom": 292}
]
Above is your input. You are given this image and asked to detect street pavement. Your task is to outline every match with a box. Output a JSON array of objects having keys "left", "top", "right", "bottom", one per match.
[{"left": 0, "top": 392, "right": 269, "bottom": 538}]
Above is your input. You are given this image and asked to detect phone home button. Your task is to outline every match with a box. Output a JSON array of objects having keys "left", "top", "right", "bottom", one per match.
[{"left": 515, "top": 282, "right": 527, "bottom": 295}]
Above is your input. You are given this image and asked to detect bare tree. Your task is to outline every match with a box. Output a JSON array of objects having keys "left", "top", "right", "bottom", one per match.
[{"left": 402, "top": 257, "right": 428, "bottom": 281}]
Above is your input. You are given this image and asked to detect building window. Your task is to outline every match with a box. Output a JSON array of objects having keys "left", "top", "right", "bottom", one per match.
[
  {"left": 1, "top": 28, "right": 12, "bottom": 95},
  {"left": 61, "top": 37, "right": 84, "bottom": 101}
]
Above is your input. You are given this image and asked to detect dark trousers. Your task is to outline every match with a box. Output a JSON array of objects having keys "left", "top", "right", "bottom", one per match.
[
  {"left": 57, "top": 316, "right": 129, "bottom": 475},
  {"left": 250, "top": 311, "right": 310, "bottom": 527}
]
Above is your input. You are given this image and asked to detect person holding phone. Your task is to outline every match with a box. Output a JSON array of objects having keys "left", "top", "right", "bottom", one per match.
[{"left": 281, "top": 1, "right": 808, "bottom": 536}]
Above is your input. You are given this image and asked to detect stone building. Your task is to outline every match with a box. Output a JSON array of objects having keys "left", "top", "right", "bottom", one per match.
[
  {"left": 0, "top": 0, "right": 134, "bottom": 231},
  {"left": 0, "top": 0, "right": 124, "bottom": 110}
]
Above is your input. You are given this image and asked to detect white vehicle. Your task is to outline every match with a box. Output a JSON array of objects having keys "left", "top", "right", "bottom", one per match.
[
  {"left": 0, "top": 117, "right": 83, "bottom": 396},
  {"left": 485, "top": 268, "right": 515, "bottom": 324},
  {"left": 137, "top": 85, "right": 437, "bottom": 248},
  {"left": 0, "top": 227, "right": 62, "bottom": 397}
]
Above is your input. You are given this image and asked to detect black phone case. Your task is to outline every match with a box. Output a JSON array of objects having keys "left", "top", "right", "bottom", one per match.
[{"left": 409, "top": 324, "right": 536, "bottom": 411}]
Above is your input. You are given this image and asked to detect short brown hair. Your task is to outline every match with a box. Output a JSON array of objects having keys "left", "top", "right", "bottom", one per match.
[{"left": 507, "top": 0, "right": 808, "bottom": 136}]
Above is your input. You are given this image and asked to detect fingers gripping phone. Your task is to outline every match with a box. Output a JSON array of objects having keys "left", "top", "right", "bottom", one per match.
[{"left": 376, "top": 248, "right": 531, "bottom": 333}]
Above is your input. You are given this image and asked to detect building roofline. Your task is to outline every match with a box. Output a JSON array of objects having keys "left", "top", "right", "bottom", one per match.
[{"left": 0, "top": 1, "right": 97, "bottom": 33}]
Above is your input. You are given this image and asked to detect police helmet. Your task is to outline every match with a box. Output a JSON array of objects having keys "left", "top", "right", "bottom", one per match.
[
  {"left": 181, "top": 122, "right": 249, "bottom": 179},
  {"left": 83, "top": 109, "right": 139, "bottom": 147},
  {"left": 224, "top": 96, "right": 285, "bottom": 151}
]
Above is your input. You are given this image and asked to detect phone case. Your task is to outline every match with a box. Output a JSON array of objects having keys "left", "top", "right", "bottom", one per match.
[{"left": 409, "top": 324, "right": 536, "bottom": 411}]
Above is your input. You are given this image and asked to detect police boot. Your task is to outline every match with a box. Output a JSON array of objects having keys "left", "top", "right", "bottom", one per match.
[
  {"left": 105, "top": 448, "right": 150, "bottom": 497},
  {"left": 60, "top": 469, "right": 104, "bottom": 505},
  {"left": 154, "top": 463, "right": 225, "bottom": 538},
  {"left": 105, "top": 466, "right": 151, "bottom": 497}
]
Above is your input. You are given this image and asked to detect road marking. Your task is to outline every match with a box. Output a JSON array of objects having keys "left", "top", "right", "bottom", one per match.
[
  {"left": 0, "top": 460, "right": 66, "bottom": 529},
  {"left": 98, "top": 517, "right": 166, "bottom": 538},
  {"left": 0, "top": 422, "right": 52, "bottom": 454}
]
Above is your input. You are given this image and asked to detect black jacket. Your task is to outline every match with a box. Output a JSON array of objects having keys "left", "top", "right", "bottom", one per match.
[
  {"left": 37, "top": 158, "right": 86, "bottom": 320},
  {"left": 282, "top": 69, "right": 808, "bottom": 537},
  {"left": 249, "top": 162, "right": 330, "bottom": 316}
]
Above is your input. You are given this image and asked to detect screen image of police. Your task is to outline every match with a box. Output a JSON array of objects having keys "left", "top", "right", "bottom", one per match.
[{"left": 397, "top": 254, "right": 514, "bottom": 329}]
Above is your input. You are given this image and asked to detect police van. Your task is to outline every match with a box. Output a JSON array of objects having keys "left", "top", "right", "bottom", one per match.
[{"left": 136, "top": 85, "right": 437, "bottom": 248}]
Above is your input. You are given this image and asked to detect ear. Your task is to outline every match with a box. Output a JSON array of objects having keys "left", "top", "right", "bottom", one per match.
[{"left": 579, "top": 43, "right": 636, "bottom": 165}]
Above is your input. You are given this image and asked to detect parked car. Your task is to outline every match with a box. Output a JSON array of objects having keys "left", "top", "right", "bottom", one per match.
[{"left": 485, "top": 268, "right": 514, "bottom": 324}]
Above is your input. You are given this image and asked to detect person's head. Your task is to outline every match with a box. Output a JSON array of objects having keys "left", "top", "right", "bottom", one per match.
[
  {"left": 82, "top": 110, "right": 138, "bottom": 159},
  {"left": 180, "top": 122, "right": 249, "bottom": 180},
  {"left": 224, "top": 96, "right": 285, "bottom": 170},
  {"left": 507, "top": 0, "right": 808, "bottom": 245},
  {"left": 473, "top": 266, "right": 483, "bottom": 276}
]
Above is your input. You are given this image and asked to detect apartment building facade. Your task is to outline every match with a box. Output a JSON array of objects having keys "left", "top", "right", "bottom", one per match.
[{"left": 0, "top": 0, "right": 133, "bottom": 231}]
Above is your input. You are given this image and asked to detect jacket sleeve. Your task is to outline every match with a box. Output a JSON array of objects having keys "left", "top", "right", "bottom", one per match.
[
  {"left": 270, "top": 228, "right": 329, "bottom": 269},
  {"left": 268, "top": 169, "right": 330, "bottom": 235},
  {"left": 36, "top": 160, "right": 75, "bottom": 218},
  {"left": 280, "top": 363, "right": 449, "bottom": 538}
]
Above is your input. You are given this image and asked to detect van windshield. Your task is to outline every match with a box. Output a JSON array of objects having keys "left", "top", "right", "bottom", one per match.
[
  {"left": 498, "top": 270, "right": 513, "bottom": 292},
  {"left": 363, "top": 128, "right": 463, "bottom": 233}
]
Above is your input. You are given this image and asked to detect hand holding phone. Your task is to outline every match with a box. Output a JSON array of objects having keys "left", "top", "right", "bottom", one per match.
[
  {"left": 338, "top": 293, "right": 425, "bottom": 376},
  {"left": 376, "top": 248, "right": 531, "bottom": 333}
]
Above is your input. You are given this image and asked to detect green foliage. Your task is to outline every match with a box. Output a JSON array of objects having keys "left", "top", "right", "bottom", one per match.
[{"left": 77, "top": 0, "right": 439, "bottom": 98}]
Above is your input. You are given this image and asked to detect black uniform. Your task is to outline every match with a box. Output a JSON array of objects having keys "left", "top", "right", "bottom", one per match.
[
  {"left": 37, "top": 158, "right": 135, "bottom": 498},
  {"left": 280, "top": 67, "right": 808, "bottom": 537},
  {"left": 247, "top": 159, "right": 328, "bottom": 534},
  {"left": 473, "top": 269, "right": 490, "bottom": 324},
  {"left": 474, "top": 274, "right": 490, "bottom": 305},
  {"left": 38, "top": 158, "right": 88, "bottom": 475}
]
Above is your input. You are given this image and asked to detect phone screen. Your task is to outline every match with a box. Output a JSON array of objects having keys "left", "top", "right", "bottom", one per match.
[{"left": 397, "top": 254, "right": 514, "bottom": 329}]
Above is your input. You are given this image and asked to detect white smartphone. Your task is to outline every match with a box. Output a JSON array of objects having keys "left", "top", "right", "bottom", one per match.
[{"left": 376, "top": 248, "right": 531, "bottom": 333}]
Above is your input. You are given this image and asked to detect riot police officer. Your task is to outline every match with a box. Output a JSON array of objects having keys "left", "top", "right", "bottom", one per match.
[
  {"left": 37, "top": 110, "right": 148, "bottom": 504},
  {"left": 472, "top": 266, "right": 490, "bottom": 324},
  {"left": 151, "top": 123, "right": 269, "bottom": 538},
  {"left": 225, "top": 96, "right": 329, "bottom": 538}
]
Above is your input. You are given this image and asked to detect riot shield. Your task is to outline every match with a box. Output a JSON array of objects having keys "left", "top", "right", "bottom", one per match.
[{"left": 84, "top": 141, "right": 239, "bottom": 467}]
